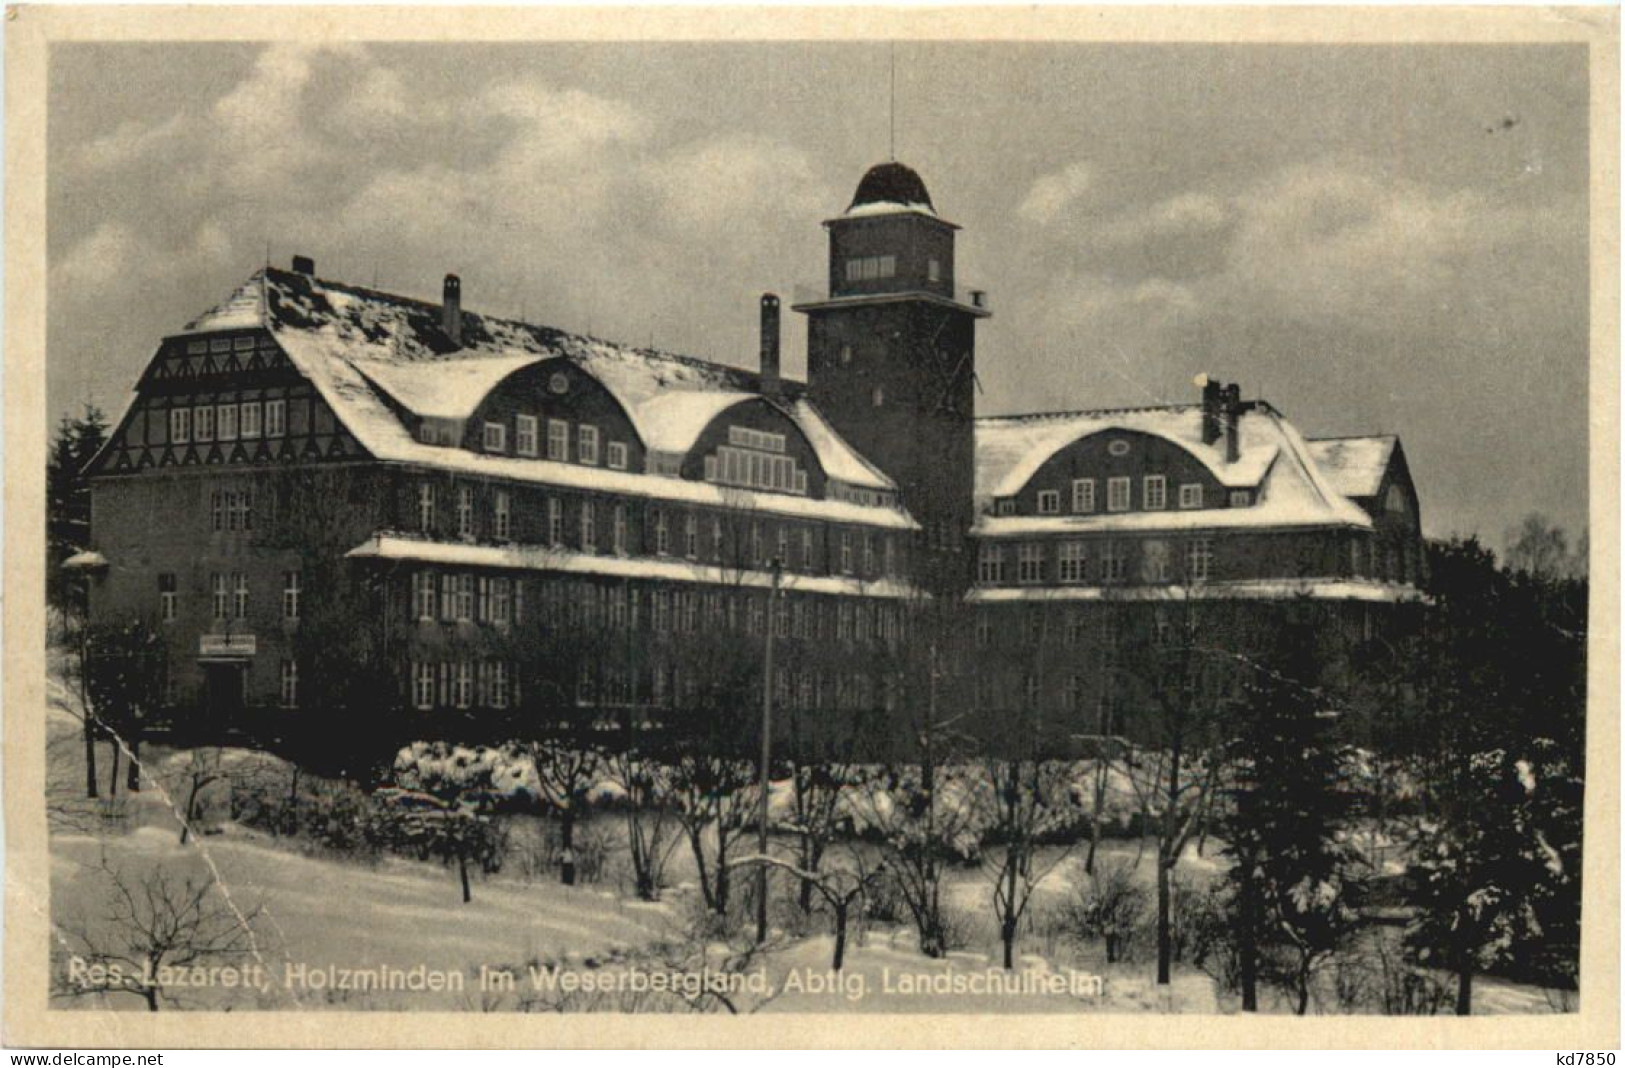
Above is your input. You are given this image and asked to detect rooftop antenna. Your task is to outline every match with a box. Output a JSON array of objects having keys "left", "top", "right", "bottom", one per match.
[{"left": 888, "top": 41, "right": 897, "bottom": 162}]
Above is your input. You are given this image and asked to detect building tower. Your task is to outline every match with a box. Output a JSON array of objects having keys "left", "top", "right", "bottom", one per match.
[{"left": 794, "top": 162, "right": 990, "bottom": 591}]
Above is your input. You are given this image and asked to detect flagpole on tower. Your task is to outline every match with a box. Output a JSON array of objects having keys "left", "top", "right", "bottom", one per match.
[{"left": 889, "top": 41, "right": 896, "bottom": 162}]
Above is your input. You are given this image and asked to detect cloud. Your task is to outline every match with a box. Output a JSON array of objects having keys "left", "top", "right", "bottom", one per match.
[{"left": 1016, "top": 161, "right": 1094, "bottom": 226}]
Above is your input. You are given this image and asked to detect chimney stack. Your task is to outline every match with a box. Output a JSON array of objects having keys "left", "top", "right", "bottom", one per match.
[
  {"left": 291, "top": 255, "right": 315, "bottom": 277},
  {"left": 1197, "top": 373, "right": 1222, "bottom": 445},
  {"left": 442, "top": 274, "right": 462, "bottom": 347},
  {"left": 759, "top": 293, "right": 781, "bottom": 398},
  {"left": 1222, "top": 383, "right": 1242, "bottom": 463}
]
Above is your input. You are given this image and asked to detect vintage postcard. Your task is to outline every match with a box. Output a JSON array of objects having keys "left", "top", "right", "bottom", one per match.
[{"left": 3, "top": 4, "right": 1618, "bottom": 1050}]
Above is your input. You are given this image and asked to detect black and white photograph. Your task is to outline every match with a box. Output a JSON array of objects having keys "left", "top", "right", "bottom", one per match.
[{"left": 7, "top": 5, "right": 1617, "bottom": 1050}]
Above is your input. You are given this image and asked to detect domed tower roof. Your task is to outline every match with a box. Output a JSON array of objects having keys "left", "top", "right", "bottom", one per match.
[{"left": 846, "top": 161, "right": 937, "bottom": 215}]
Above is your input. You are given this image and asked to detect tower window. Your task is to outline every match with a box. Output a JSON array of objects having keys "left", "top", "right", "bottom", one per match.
[
  {"left": 844, "top": 255, "right": 897, "bottom": 282},
  {"left": 928, "top": 258, "right": 941, "bottom": 283},
  {"left": 839, "top": 344, "right": 853, "bottom": 366},
  {"left": 872, "top": 385, "right": 885, "bottom": 408}
]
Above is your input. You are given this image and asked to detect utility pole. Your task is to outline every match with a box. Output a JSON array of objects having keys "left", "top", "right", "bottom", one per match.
[{"left": 756, "top": 557, "right": 782, "bottom": 944}]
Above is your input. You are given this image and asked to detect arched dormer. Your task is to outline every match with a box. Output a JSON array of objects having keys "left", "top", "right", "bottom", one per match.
[
  {"left": 999, "top": 427, "right": 1248, "bottom": 517},
  {"left": 678, "top": 397, "right": 828, "bottom": 499},
  {"left": 464, "top": 357, "right": 645, "bottom": 471}
]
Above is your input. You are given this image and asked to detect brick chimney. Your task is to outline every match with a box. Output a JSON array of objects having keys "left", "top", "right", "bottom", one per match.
[
  {"left": 442, "top": 274, "right": 462, "bottom": 347},
  {"left": 759, "top": 293, "right": 781, "bottom": 398},
  {"left": 1198, "top": 374, "right": 1222, "bottom": 445},
  {"left": 1222, "top": 383, "right": 1242, "bottom": 463},
  {"left": 291, "top": 255, "right": 315, "bottom": 276}
]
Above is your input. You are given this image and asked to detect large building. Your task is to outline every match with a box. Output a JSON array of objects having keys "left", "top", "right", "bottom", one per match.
[{"left": 75, "top": 161, "right": 1425, "bottom": 752}]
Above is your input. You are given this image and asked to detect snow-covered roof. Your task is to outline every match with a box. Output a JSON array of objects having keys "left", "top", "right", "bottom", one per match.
[
  {"left": 973, "top": 402, "right": 1374, "bottom": 535},
  {"left": 839, "top": 200, "right": 940, "bottom": 221},
  {"left": 967, "top": 579, "right": 1425, "bottom": 605},
  {"left": 1306, "top": 436, "right": 1396, "bottom": 500},
  {"left": 347, "top": 534, "right": 921, "bottom": 600},
  {"left": 353, "top": 354, "right": 542, "bottom": 420},
  {"left": 177, "top": 268, "right": 904, "bottom": 522}
]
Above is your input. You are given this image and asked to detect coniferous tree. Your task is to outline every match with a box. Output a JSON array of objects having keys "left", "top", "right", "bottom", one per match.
[
  {"left": 1220, "top": 617, "right": 1359, "bottom": 1014},
  {"left": 47, "top": 405, "right": 108, "bottom": 615}
]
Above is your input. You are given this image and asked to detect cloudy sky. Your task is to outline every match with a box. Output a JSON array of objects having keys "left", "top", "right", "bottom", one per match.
[{"left": 48, "top": 41, "right": 1589, "bottom": 546}]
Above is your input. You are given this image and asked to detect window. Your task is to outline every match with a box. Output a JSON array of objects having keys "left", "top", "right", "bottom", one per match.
[
  {"left": 1186, "top": 538, "right": 1213, "bottom": 583},
  {"left": 610, "top": 504, "right": 627, "bottom": 555},
  {"left": 711, "top": 437, "right": 805, "bottom": 495},
  {"left": 233, "top": 573, "right": 249, "bottom": 618},
  {"left": 493, "top": 491, "right": 511, "bottom": 540},
  {"left": 978, "top": 543, "right": 1004, "bottom": 584},
  {"left": 1024, "top": 674, "right": 1040, "bottom": 709},
  {"left": 217, "top": 404, "right": 238, "bottom": 442},
  {"left": 862, "top": 535, "right": 874, "bottom": 574},
  {"left": 170, "top": 407, "right": 192, "bottom": 444},
  {"left": 751, "top": 523, "right": 765, "bottom": 566},
  {"left": 1350, "top": 539, "right": 1364, "bottom": 578},
  {"left": 654, "top": 511, "right": 670, "bottom": 555},
  {"left": 928, "top": 258, "right": 941, "bottom": 282},
  {"left": 712, "top": 517, "right": 725, "bottom": 561},
  {"left": 579, "top": 502, "right": 596, "bottom": 552},
  {"left": 1037, "top": 490, "right": 1060, "bottom": 515},
  {"left": 839, "top": 344, "right": 853, "bottom": 366},
  {"left": 492, "top": 578, "right": 511, "bottom": 626},
  {"left": 872, "top": 385, "right": 885, "bottom": 408},
  {"left": 282, "top": 570, "right": 301, "bottom": 620},
  {"left": 1101, "top": 544, "right": 1125, "bottom": 583},
  {"left": 1153, "top": 611, "right": 1175, "bottom": 648},
  {"left": 412, "top": 662, "right": 436, "bottom": 710},
  {"left": 778, "top": 527, "right": 791, "bottom": 567},
  {"left": 801, "top": 529, "right": 814, "bottom": 570},
  {"left": 456, "top": 575, "right": 475, "bottom": 622},
  {"left": 454, "top": 661, "right": 473, "bottom": 709},
  {"left": 996, "top": 499, "right": 1016, "bottom": 516},
  {"left": 547, "top": 419, "right": 570, "bottom": 461},
  {"left": 685, "top": 514, "right": 698, "bottom": 559},
  {"left": 280, "top": 660, "right": 299, "bottom": 709},
  {"left": 210, "top": 490, "right": 224, "bottom": 532},
  {"left": 239, "top": 402, "right": 261, "bottom": 439},
  {"left": 483, "top": 421, "right": 507, "bottom": 453},
  {"left": 1017, "top": 543, "right": 1045, "bottom": 584},
  {"left": 884, "top": 537, "right": 896, "bottom": 576},
  {"left": 839, "top": 532, "right": 853, "bottom": 574},
  {"left": 417, "top": 483, "right": 435, "bottom": 532},
  {"left": 457, "top": 487, "right": 474, "bottom": 539},
  {"left": 1058, "top": 541, "right": 1088, "bottom": 584},
  {"left": 976, "top": 613, "right": 992, "bottom": 647},
  {"left": 1230, "top": 490, "right": 1251, "bottom": 508},
  {"left": 1067, "top": 611, "right": 1088, "bottom": 646},
  {"left": 844, "top": 255, "right": 897, "bottom": 281},
  {"left": 1179, "top": 483, "right": 1203, "bottom": 509},
  {"left": 547, "top": 498, "right": 563, "bottom": 546},
  {"left": 413, "top": 571, "right": 437, "bottom": 621},
  {"left": 1107, "top": 477, "right": 1131, "bottom": 512},
  {"left": 1144, "top": 476, "right": 1167, "bottom": 511},
  {"left": 1142, "top": 540, "right": 1171, "bottom": 583},
  {"left": 264, "top": 399, "right": 286, "bottom": 438},
  {"left": 515, "top": 415, "right": 538, "bottom": 457},
  {"left": 607, "top": 442, "right": 628, "bottom": 470},
  {"left": 1072, "top": 479, "right": 1096, "bottom": 514},
  {"left": 211, "top": 573, "right": 228, "bottom": 619},
  {"left": 158, "top": 574, "right": 177, "bottom": 622},
  {"left": 193, "top": 405, "right": 215, "bottom": 443},
  {"left": 578, "top": 425, "right": 600, "bottom": 465},
  {"left": 440, "top": 574, "right": 457, "bottom": 623},
  {"left": 490, "top": 662, "right": 510, "bottom": 709}
]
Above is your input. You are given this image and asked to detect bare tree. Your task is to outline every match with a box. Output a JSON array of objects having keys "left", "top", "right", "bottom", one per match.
[{"left": 54, "top": 856, "right": 262, "bottom": 1012}]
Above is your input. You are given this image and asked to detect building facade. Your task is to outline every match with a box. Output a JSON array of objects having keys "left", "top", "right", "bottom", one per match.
[{"left": 75, "top": 162, "right": 1425, "bottom": 753}]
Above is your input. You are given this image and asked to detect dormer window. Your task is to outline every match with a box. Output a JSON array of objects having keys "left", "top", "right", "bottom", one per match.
[
  {"left": 1037, "top": 490, "right": 1060, "bottom": 515},
  {"left": 1229, "top": 490, "right": 1251, "bottom": 508},
  {"left": 1144, "top": 476, "right": 1167, "bottom": 510},
  {"left": 483, "top": 421, "right": 507, "bottom": 453},
  {"left": 704, "top": 426, "right": 807, "bottom": 494},
  {"left": 1107, "top": 477, "right": 1131, "bottom": 512},
  {"left": 1179, "top": 484, "right": 1203, "bottom": 509}
]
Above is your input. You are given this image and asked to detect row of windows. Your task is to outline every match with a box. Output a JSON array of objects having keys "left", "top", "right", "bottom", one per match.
[
  {"left": 411, "top": 660, "right": 513, "bottom": 711},
  {"left": 409, "top": 570, "right": 904, "bottom": 644},
  {"left": 1010, "top": 477, "right": 1251, "bottom": 517},
  {"left": 972, "top": 606, "right": 1182, "bottom": 650},
  {"left": 415, "top": 482, "right": 898, "bottom": 578},
  {"left": 575, "top": 664, "right": 899, "bottom": 713},
  {"left": 843, "top": 255, "right": 897, "bottom": 282},
  {"left": 475, "top": 415, "right": 630, "bottom": 471},
  {"left": 170, "top": 400, "right": 287, "bottom": 445},
  {"left": 705, "top": 446, "right": 808, "bottom": 495},
  {"left": 185, "top": 335, "right": 268, "bottom": 356},
  {"left": 171, "top": 570, "right": 301, "bottom": 622},
  {"left": 979, "top": 539, "right": 1214, "bottom": 586}
]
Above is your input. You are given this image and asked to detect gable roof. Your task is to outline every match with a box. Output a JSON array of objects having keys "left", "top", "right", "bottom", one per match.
[
  {"left": 1306, "top": 436, "right": 1397, "bottom": 500},
  {"left": 171, "top": 268, "right": 906, "bottom": 524},
  {"left": 973, "top": 401, "right": 1375, "bottom": 536}
]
